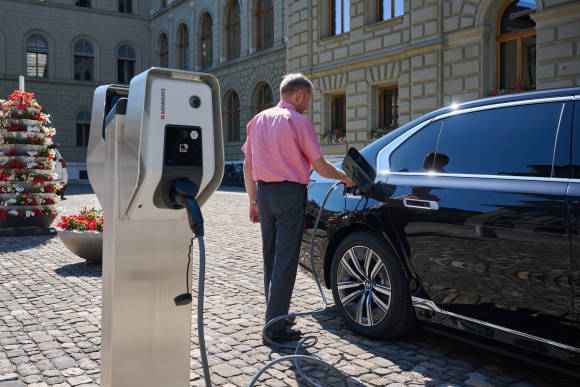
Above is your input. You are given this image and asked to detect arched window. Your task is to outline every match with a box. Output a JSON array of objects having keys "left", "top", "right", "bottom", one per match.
[
  {"left": 159, "top": 34, "right": 168, "bottom": 67},
  {"left": 118, "top": 0, "right": 132, "bottom": 13},
  {"left": 226, "top": 1, "right": 241, "bottom": 60},
  {"left": 76, "top": 111, "right": 91, "bottom": 147},
  {"left": 117, "top": 44, "right": 136, "bottom": 84},
  {"left": 256, "top": 0, "right": 273, "bottom": 51},
  {"left": 225, "top": 91, "right": 240, "bottom": 142},
  {"left": 497, "top": 0, "right": 536, "bottom": 90},
  {"left": 177, "top": 24, "right": 189, "bottom": 70},
  {"left": 26, "top": 34, "right": 48, "bottom": 78},
  {"left": 330, "top": 0, "right": 350, "bottom": 36},
  {"left": 200, "top": 13, "right": 213, "bottom": 69},
  {"left": 74, "top": 39, "right": 94, "bottom": 81},
  {"left": 256, "top": 83, "right": 273, "bottom": 113}
]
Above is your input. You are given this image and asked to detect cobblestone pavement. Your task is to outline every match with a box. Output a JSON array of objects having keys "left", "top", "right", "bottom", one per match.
[{"left": 0, "top": 185, "right": 576, "bottom": 386}]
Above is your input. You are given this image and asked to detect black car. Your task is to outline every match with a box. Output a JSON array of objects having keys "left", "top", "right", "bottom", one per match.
[{"left": 301, "top": 87, "right": 580, "bottom": 366}]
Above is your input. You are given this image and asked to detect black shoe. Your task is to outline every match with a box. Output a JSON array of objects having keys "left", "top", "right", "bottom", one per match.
[
  {"left": 263, "top": 328, "right": 302, "bottom": 346},
  {"left": 284, "top": 316, "right": 296, "bottom": 326}
]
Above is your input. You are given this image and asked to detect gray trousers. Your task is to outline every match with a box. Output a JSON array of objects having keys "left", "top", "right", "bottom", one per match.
[{"left": 257, "top": 181, "right": 307, "bottom": 332}]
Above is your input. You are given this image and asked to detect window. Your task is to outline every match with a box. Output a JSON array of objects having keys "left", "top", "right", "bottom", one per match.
[
  {"left": 119, "top": 0, "right": 132, "bottom": 13},
  {"left": 76, "top": 111, "right": 91, "bottom": 147},
  {"left": 256, "top": 83, "right": 273, "bottom": 113},
  {"left": 177, "top": 24, "right": 189, "bottom": 70},
  {"left": 200, "top": 13, "right": 213, "bottom": 69},
  {"left": 389, "top": 121, "right": 442, "bottom": 173},
  {"left": 497, "top": 0, "right": 536, "bottom": 90},
  {"left": 74, "top": 39, "right": 94, "bottom": 81},
  {"left": 225, "top": 91, "right": 240, "bottom": 142},
  {"left": 331, "top": 94, "right": 346, "bottom": 134},
  {"left": 256, "top": 0, "right": 273, "bottom": 51},
  {"left": 26, "top": 34, "right": 48, "bottom": 78},
  {"left": 159, "top": 34, "right": 168, "bottom": 67},
  {"left": 226, "top": 1, "right": 241, "bottom": 60},
  {"left": 330, "top": 0, "right": 350, "bottom": 36},
  {"left": 377, "top": 0, "right": 403, "bottom": 22},
  {"left": 117, "top": 44, "right": 136, "bottom": 84},
  {"left": 161, "top": 0, "right": 167, "bottom": 7},
  {"left": 437, "top": 103, "right": 564, "bottom": 177},
  {"left": 379, "top": 86, "right": 397, "bottom": 129},
  {"left": 75, "top": 0, "right": 90, "bottom": 7}
]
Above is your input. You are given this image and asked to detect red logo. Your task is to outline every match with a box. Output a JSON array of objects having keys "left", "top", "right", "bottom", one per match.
[{"left": 161, "top": 115, "right": 165, "bottom": 120}]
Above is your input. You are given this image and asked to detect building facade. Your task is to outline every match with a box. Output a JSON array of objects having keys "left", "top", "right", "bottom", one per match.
[
  {"left": 0, "top": 0, "right": 151, "bottom": 178},
  {"left": 1, "top": 0, "right": 579, "bottom": 177},
  {"left": 287, "top": 0, "right": 580, "bottom": 154}
]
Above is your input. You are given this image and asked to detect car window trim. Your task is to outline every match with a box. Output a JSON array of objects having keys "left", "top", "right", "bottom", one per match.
[
  {"left": 377, "top": 96, "right": 575, "bottom": 176},
  {"left": 380, "top": 171, "right": 571, "bottom": 183}
]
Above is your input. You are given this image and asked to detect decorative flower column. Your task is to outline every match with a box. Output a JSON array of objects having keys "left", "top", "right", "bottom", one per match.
[{"left": 0, "top": 90, "right": 61, "bottom": 230}]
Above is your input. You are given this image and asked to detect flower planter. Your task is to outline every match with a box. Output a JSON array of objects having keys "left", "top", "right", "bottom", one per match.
[
  {"left": 57, "top": 229, "right": 103, "bottom": 263},
  {"left": 0, "top": 214, "right": 53, "bottom": 229}
]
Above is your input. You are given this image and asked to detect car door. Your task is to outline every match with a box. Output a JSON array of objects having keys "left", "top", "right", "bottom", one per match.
[{"left": 378, "top": 98, "right": 575, "bottom": 347}]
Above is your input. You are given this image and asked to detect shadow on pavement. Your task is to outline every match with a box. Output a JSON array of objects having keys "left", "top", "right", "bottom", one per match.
[{"left": 54, "top": 261, "right": 102, "bottom": 278}]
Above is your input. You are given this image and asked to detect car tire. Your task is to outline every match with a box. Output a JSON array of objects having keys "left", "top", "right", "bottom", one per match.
[{"left": 330, "top": 231, "right": 415, "bottom": 339}]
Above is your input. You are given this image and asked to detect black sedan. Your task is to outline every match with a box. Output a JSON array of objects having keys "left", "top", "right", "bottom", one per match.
[{"left": 300, "top": 87, "right": 580, "bottom": 366}]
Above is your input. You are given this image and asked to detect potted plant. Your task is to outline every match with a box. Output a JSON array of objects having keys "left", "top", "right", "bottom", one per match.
[{"left": 55, "top": 207, "right": 103, "bottom": 263}]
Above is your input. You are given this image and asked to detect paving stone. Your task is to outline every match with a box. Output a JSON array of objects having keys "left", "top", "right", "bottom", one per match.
[
  {"left": 51, "top": 357, "right": 76, "bottom": 371},
  {"left": 0, "top": 373, "right": 18, "bottom": 382}
]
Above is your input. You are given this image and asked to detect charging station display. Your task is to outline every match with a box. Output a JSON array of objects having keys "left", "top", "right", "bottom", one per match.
[{"left": 164, "top": 125, "right": 202, "bottom": 167}]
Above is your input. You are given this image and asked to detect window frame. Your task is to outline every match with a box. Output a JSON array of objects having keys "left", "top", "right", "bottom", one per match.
[
  {"left": 76, "top": 111, "right": 91, "bottom": 147},
  {"left": 331, "top": 94, "right": 346, "bottom": 134},
  {"left": 200, "top": 13, "right": 213, "bottom": 69},
  {"left": 226, "top": 1, "right": 241, "bottom": 60},
  {"left": 496, "top": 0, "right": 537, "bottom": 89},
  {"left": 377, "top": 96, "right": 574, "bottom": 179},
  {"left": 118, "top": 0, "right": 132, "bottom": 13},
  {"left": 177, "top": 24, "right": 189, "bottom": 70},
  {"left": 26, "top": 34, "right": 49, "bottom": 79},
  {"left": 329, "top": 0, "right": 349, "bottom": 36},
  {"left": 225, "top": 91, "right": 241, "bottom": 142},
  {"left": 75, "top": 0, "right": 91, "bottom": 7},
  {"left": 256, "top": 83, "right": 273, "bottom": 113},
  {"left": 117, "top": 44, "right": 136, "bottom": 84},
  {"left": 379, "top": 86, "right": 398, "bottom": 129},
  {"left": 256, "top": 0, "right": 273, "bottom": 51},
  {"left": 73, "top": 39, "right": 95, "bottom": 81},
  {"left": 159, "top": 33, "right": 169, "bottom": 67},
  {"left": 376, "top": 0, "right": 403, "bottom": 22}
]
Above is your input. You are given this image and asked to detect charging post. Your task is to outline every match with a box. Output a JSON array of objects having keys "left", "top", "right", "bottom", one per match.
[{"left": 87, "top": 68, "right": 224, "bottom": 387}]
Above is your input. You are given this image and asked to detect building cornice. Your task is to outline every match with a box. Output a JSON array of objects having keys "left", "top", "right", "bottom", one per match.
[
  {"left": 531, "top": 3, "right": 580, "bottom": 26},
  {"left": 1, "top": 0, "right": 149, "bottom": 21},
  {"left": 301, "top": 35, "right": 446, "bottom": 76},
  {"left": 209, "top": 45, "right": 286, "bottom": 73},
  {"left": 0, "top": 75, "right": 110, "bottom": 90},
  {"left": 150, "top": 0, "right": 190, "bottom": 18}
]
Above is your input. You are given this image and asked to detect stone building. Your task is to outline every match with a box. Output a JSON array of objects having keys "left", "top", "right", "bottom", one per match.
[
  {"left": 0, "top": 0, "right": 151, "bottom": 178},
  {"left": 286, "top": 0, "right": 580, "bottom": 155}
]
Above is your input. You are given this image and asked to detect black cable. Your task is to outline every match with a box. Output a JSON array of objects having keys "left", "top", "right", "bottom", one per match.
[{"left": 186, "top": 237, "right": 194, "bottom": 294}]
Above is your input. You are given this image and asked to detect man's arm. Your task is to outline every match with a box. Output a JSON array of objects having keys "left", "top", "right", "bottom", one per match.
[
  {"left": 311, "top": 157, "right": 354, "bottom": 187},
  {"left": 243, "top": 153, "right": 259, "bottom": 222}
]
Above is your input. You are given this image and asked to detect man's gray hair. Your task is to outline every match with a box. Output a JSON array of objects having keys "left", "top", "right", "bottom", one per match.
[{"left": 280, "top": 73, "right": 314, "bottom": 96}]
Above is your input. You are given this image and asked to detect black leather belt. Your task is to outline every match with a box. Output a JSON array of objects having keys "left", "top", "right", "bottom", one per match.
[{"left": 258, "top": 180, "right": 304, "bottom": 186}]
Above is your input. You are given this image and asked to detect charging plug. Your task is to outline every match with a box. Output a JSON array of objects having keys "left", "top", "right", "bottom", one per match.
[
  {"left": 174, "top": 293, "right": 192, "bottom": 306},
  {"left": 171, "top": 179, "right": 204, "bottom": 237}
]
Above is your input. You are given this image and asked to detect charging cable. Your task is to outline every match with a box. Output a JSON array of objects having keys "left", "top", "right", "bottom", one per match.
[{"left": 250, "top": 181, "right": 345, "bottom": 387}]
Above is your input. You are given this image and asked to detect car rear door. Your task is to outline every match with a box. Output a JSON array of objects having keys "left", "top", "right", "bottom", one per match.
[{"left": 377, "top": 97, "right": 576, "bottom": 348}]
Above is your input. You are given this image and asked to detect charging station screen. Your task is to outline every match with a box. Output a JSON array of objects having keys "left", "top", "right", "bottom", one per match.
[{"left": 164, "top": 125, "right": 202, "bottom": 167}]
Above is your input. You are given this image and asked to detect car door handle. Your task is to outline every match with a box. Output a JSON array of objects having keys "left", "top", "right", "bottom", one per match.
[{"left": 403, "top": 199, "right": 439, "bottom": 210}]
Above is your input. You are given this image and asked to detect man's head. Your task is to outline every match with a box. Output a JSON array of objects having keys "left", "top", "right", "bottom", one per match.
[{"left": 280, "top": 73, "right": 313, "bottom": 114}]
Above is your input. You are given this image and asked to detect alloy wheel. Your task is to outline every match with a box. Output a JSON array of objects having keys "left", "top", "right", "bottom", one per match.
[{"left": 336, "top": 245, "right": 391, "bottom": 326}]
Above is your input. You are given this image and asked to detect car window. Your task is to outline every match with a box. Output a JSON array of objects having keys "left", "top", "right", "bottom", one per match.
[
  {"left": 436, "top": 102, "right": 565, "bottom": 177},
  {"left": 572, "top": 101, "right": 580, "bottom": 179},
  {"left": 388, "top": 120, "right": 442, "bottom": 173}
]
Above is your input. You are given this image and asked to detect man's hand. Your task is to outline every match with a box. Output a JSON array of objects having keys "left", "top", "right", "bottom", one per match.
[
  {"left": 249, "top": 203, "right": 259, "bottom": 223},
  {"left": 341, "top": 174, "right": 355, "bottom": 187},
  {"left": 312, "top": 157, "right": 356, "bottom": 188}
]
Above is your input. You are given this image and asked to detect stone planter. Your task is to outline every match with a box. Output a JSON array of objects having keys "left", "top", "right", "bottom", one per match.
[
  {"left": 57, "top": 229, "right": 103, "bottom": 263},
  {"left": 0, "top": 215, "right": 53, "bottom": 230}
]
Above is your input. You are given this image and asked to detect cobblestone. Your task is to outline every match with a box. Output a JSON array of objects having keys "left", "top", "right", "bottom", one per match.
[{"left": 0, "top": 185, "right": 577, "bottom": 385}]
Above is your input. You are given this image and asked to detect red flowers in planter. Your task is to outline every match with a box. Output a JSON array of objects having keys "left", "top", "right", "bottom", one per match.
[{"left": 56, "top": 208, "right": 103, "bottom": 232}]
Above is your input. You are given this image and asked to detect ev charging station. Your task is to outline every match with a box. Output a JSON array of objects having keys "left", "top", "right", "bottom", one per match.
[{"left": 87, "top": 68, "right": 224, "bottom": 387}]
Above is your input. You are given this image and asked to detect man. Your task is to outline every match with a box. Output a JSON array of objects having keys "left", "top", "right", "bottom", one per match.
[{"left": 242, "top": 73, "right": 354, "bottom": 344}]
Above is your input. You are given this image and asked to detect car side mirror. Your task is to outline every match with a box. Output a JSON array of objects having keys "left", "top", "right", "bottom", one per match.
[{"left": 342, "top": 147, "right": 376, "bottom": 195}]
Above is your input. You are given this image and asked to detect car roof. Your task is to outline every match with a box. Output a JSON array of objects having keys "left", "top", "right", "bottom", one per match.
[{"left": 359, "top": 87, "right": 580, "bottom": 163}]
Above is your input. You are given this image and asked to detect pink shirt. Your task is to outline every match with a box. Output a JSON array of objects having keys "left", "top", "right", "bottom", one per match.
[{"left": 241, "top": 101, "right": 323, "bottom": 184}]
